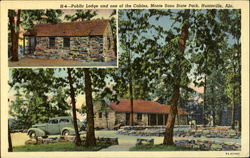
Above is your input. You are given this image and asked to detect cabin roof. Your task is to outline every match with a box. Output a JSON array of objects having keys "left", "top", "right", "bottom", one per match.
[
  {"left": 109, "top": 99, "right": 188, "bottom": 115},
  {"left": 23, "top": 19, "right": 110, "bottom": 37}
]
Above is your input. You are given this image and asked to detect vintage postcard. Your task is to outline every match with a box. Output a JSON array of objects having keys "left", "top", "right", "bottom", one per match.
[{"left": 0, "top": 0, "right": 249, "bottom": 158}]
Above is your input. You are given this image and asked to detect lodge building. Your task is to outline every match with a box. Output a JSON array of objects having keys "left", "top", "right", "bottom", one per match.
[{"left": 94, "top": 99, "right": 188, "bottom": 129}]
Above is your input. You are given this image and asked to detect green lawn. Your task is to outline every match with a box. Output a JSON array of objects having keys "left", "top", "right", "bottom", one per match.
[
  {"left": 129, "top": 145, "right": 203, "bottom": 151},
  {"left": 13, "top": 142, "right": 110, "bottom": 152}
]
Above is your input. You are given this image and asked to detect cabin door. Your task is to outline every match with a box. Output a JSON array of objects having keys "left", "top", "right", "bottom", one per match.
[
  {"left": 148, "top": 114, "right": 157, "bottom": 125},
  {"left": 158, "top": 114, "right": 164, "bottom": 125},
  {"left": 125, "top": 113, "right": 130, "bottom": 125},
  {"left": 28, "top": 36, "right": 36, "bottom": 55}
]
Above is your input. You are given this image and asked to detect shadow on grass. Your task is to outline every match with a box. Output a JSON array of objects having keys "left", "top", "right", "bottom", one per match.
[
  {"left": 129, "top": 145, "right": 204, "bottom": 151},
  {"left": 13, "top": 142, "right": 111, "bottom": 152}
]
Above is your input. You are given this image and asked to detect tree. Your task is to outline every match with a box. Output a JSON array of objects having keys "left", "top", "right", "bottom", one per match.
[
  {"left": 64, "top": 10, "right": 97, "bottom": 22},
  {"left": 206, "top": 69, "right": 229, "bottom": 126},
  {"left": 8, "top": 9, "right": 21, "bottom": 61},
  {"left": 219, "top": 10, "right": 241, "bottom": 130},
  {"left": 63, "top": 10, "right": 98, "bottom": 145},
  {"left": 109, "top": 9, "right": 117, "bottom": 56},
  {"left": 67, "top": 68, "right": 81, "bottom": 146},
  {"left": 21, "top": 10, "right": 63, "bottom": 30},
  {"left": 84, "top": 69, "right": 96, "bottom": 146},
  {"left": 8, "top": 120, "right": 13, "bottom": 152},
  {"left": 9, "top": 69, "right": 71, "bottom": 127},
  {"left": 117, "top": 10, "right": 152, "bottom": 126}
]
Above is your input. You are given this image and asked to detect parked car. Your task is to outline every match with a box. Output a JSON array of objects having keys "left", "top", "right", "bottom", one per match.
[{"left": 27, "top": 116, "right": 85, "bottom": 138}]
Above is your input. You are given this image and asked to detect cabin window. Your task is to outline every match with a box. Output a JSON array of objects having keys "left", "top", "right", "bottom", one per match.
[
  {"left": 63, "top": 37, "right": 70, "bottom": 48},
  {"left": 137, "top": 113, "right": 142, "bottom": 121},
  {"left": 49, "top": 37, "right": 55, "bottom": 47},
  {"left": 98, "top": 112, "right": 102, "bottom": 118}
]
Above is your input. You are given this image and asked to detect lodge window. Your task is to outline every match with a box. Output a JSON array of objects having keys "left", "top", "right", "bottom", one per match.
[
  {"left": 63, "top": 37, "right": 70, "bottom": 48},
  {"left": 49, "top": 37, "right": 55, "bottom": 47},
  {"left": 137, "top": 113, "right": 142, "bottom": 121},
  {"left": 98, "top": 112, "right": 102, "bottom": 118}
]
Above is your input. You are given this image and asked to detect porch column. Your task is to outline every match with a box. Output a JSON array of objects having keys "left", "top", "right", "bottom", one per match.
[
  {"left": 23, "top": 36, "right": 25, "bottom": 55},
  {"left": 148, "top": 114, "right": 150, "bottom": 125},
  {"left": 28, "top": 36, "right": 31, "bottom": 55},
  {"left": 156, "top": 114, "right": 158, "bottom": 125},
  {"left": 163, "top": 114, "right": 166, "bottom": 125}
]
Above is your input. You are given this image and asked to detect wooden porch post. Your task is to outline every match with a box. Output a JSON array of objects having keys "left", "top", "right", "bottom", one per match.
[
  {"left": 23, "top": 36, "right": 25, "bottom": 55},
  {"left": 163, "top": 114, "right": 165, "bottom": 126},
  {"left": 156, "top": 114, "right": 158, "bottom": 125},
  {"left": 28, "top": 36, "right": 31, "bottom": 55},
  {"left": 148, "top": 114, "right": 150, "bottom": 125}
]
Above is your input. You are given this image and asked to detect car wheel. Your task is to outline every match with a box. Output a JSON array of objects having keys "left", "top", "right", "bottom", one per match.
[
  {"left": 62, "top": 130, "right": 69, "bottom": 136},
  {"left": 29, "top": 131, "right": 36, "bottom": 139}
]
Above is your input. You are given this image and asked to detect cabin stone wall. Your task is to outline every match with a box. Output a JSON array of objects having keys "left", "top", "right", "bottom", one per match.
[
  {"left": 25, "top": 23, "right": 116, "bottom": 62},
  {"left": 94, "top": 111, "right": 116, "bottom": 129},
  {"left": 31, "top": 36, "right": 106, "bottom": 61}
]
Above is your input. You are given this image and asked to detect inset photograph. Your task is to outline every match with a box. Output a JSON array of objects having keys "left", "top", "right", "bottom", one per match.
[{"left": 8, "top": 9, "right": 117, "bottom": 67}]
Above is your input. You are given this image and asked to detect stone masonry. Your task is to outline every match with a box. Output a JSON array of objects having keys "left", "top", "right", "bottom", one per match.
[{"left": 25, "top": 22, "right": 116, "bottom": 62}]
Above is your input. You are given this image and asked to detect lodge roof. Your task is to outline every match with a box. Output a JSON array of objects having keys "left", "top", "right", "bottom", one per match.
[
  {"left": 109, "top": 99, "right": 188, "bottom": 115},
  {"left": 23, "top": 19, "right": 110, "bottom": 37}
]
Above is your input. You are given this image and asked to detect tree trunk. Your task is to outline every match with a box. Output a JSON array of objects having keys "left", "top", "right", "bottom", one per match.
[
  {"left": 231, "top": 65, "right": 237, "bottom": 130},
  {"left": 236, "top": 47, "right": 241, "bottom": 132},
  {"left": 84, "top": 68, "right": 96, "bottom": 146},
  {"left": 163, "top": 12, "right": 189, "bottom": 145},
  {"left": 163, "top": 85, "right": 180, "bottom": 145},
  {"left": 211, "top": 86, "right": 216, "bottom": 126},
  {"left": 129, "top": 81, "right": 134, "bottom": 126},
  {"left": 10, "top": 10, "right": 21, "bottom": 61},
  {"left": 238, "top": 105, "right": 241, "bottom": 131},
  {"left": 203, "top": 73, "right": 207, "bottom": 126},
  {"left": 9, "top": 11, "right": 18, "bottom": 61},
  {"left": 231, "top": 85, "right": 236, "bottom": 130},
  {"left": 127, "top": 27, "right": 134, "bottom": 126},
  {"left": 67, "top": 68, "right": 81, "bottom": 146},
  {"left": 8, "top": 127, "right": 13, "bottom": 152}
]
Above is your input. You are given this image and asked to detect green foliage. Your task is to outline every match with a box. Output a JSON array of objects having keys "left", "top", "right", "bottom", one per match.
[
  {"left": 9, "top": 69, "right": 70, "bottom": 128},
  {"left": 20, "top": 10, "right": 63, "bottom": 30},
  {"left": 64, "top": 10, "right": 97, "bottom": 22}
]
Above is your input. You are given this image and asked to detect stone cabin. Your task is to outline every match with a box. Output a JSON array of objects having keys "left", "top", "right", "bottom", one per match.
[
  {"left": 94, "top": 99, "right": 188, "bottom": 129},
  {"left": 23, "top": 19, "right": 115, "bottom": 61}
]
